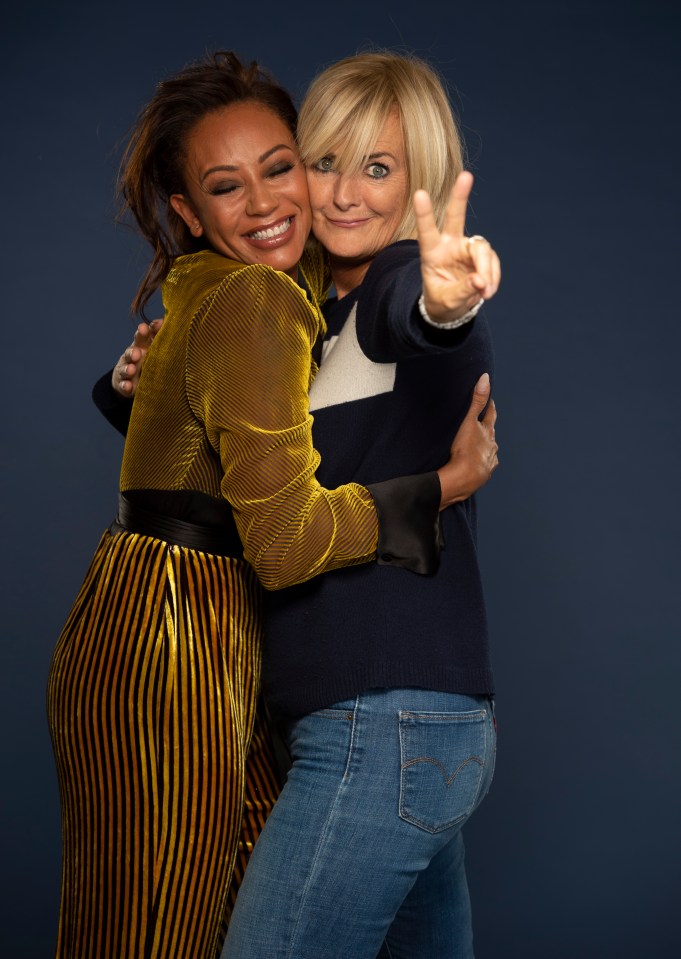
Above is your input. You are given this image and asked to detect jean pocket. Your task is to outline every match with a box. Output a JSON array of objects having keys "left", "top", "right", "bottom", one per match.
[{"left": 398, "top": 708, "right": 490, "bottom": 834}]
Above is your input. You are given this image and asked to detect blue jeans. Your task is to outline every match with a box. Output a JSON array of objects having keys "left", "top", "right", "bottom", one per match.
[{"left": 222, "top": 688, "right": 496, "bottom": 959}]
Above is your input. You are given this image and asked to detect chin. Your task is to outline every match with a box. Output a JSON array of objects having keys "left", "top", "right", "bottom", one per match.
[{"left": 265, "top": 252, "right": 301, "bottom": 276}]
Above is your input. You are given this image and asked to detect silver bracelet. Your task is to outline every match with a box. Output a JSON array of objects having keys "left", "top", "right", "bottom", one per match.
[{"left": 418, "top": 294, "right": 484, "bottom": 330}]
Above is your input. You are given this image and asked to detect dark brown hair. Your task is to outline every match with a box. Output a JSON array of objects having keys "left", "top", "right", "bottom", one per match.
[{"left": 119, "top": 51, "right": 298, "bottom": 316}]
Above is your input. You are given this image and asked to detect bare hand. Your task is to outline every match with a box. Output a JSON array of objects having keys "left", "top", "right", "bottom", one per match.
[
  {"left": 437, "top": 373, "right": 499, "bottom": 507},
  {"left": 414, "top": 172, "right": 501, "bottom": 324},
  {"left": 112, "top": 318, "right": 163, "bottom": 397}
]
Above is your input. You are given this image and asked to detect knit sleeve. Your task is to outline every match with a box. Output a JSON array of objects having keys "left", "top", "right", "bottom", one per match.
[
  {"left": 355, "top": 241, "right": 476, "bottom": 362},
  {"left": 186, "top": 264, "right": 378, "bottom": 590}
]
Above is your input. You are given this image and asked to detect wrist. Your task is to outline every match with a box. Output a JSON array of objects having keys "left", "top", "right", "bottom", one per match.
[
  {"left": 436, "top": 461, "right": 474, "bottom": 508},
  {"left": 419, "top": 294, "right": 484, "bottom": 330}
]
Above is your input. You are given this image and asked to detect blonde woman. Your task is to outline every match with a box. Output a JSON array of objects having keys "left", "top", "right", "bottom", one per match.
[{"left": 221, "top": 53, "right": 501, "bottom": 959}]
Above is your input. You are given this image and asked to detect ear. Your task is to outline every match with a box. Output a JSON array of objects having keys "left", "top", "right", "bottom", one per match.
[{"left": 170, "top": 194, "right": 203, "bottom": 237}]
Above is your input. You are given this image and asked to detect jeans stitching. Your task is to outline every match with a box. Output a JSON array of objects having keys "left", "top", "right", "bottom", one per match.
[
  {"left": 401, "top": 755, "right": 484, "bottom": 785},
  {"left": 400, "top": 709, "right": 486, "bottom": 722},
  {"left": 398, "top": 708, "right": 489, "bottom": 834}
]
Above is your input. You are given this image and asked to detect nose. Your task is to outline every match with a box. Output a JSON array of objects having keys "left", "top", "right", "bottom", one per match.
[
  {"left": 333, "top": 173, "right": 361, "bottom": 210},
  {"left": 246, "top": 179, "right": 278, "bottom": 216}
]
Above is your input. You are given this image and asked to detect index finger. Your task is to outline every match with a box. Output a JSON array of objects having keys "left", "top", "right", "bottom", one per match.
[
  {"left": 442, "top": 171, "right": 474, "bottom": 238},
  {"left": 132, "top": 322, "right": 156, "bottom": 350}
]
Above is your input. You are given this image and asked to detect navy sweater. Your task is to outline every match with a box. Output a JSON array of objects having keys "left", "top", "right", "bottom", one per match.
[{"left": 263, "top": 240, "right": 495, "bottom": 718}]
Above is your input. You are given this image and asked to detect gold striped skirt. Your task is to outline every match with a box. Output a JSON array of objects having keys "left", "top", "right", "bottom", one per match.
[{"left": 47, "top": 527, "right": 280, "bottom": 958}]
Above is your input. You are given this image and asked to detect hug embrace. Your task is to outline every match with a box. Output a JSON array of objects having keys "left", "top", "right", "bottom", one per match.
[{"left": 48, "top": 47, "right": 501, "bottom": 959}]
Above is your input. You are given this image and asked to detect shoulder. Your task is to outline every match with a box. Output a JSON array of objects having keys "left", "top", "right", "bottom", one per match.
[
  {"left": 162, "top": 250, "right": 242, "bottom": 315},
  {"left": 165, "top": 249, "right": 282, "bottom": 294},
  {"left": 222, "top": 262, "right": 311, "bottom": 304},
  {"left": 191, "top": 259, "right": 323, "bottom": 350},
  {"left": 163, "top": 250, "right": 311, "bottom": 317},
  {"left": 165, "top": 249, "right": 241, "bottom": 289}
]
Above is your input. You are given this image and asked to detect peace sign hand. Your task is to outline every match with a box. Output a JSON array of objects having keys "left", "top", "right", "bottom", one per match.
[{"left": 414, "top": 171, "right": 501, "bottom": 324}]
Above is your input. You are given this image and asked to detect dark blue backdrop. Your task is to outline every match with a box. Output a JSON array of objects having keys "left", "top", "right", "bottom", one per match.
[{"left": 2, "top": 1, "right": 679, "bottom": 955}]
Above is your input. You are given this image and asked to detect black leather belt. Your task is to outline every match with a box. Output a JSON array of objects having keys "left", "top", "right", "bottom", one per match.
[{"left": 111, "top": 493, "right": 244, "bottom": 558}]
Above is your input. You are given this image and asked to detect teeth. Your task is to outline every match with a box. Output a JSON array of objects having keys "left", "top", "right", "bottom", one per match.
[{"left": 249, "top": 218, "right": 291, "bottom": 240}]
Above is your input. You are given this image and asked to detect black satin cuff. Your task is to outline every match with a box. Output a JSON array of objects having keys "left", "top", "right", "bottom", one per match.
[
  {"left": 367, "top": 472, "right": 443, "bottom": 576},
  {"left": 92, "top": 369, "right": 133, "bottom": 437}
]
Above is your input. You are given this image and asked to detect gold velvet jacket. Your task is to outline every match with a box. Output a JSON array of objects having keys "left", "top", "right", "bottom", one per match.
[{"left": 120, "top": 249, "right": 378, "bottom": 589}]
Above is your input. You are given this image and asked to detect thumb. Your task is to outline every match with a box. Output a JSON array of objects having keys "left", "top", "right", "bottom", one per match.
[{"left": 467, "top": 373, "right": 490, "bottom": 415}]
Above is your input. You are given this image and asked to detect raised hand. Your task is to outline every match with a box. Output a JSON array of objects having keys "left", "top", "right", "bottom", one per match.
[
  {"left": 112, "top": 318, "right": 163, "bottom": 397},
  {"left": 437, "top": 373, "right": 499, "bottom": 507},
  {"left": 413, "top": 171, "right": 501, "bottom": 324}
]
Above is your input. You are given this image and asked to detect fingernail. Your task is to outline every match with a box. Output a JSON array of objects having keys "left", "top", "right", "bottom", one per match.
[{"left": 477, "top": 372, "right": 490, "bottom": 390}]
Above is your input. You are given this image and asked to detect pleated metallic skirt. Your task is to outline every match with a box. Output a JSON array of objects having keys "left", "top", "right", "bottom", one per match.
[{"left": 47, "top": 527, "right": 281, "bottom": 958}]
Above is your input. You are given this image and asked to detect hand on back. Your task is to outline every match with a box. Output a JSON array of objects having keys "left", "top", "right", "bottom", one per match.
[
  {"left": 112, "top": 319, "right": 163, "bottom": 397},
  {"left": 437, "top": 373, "right": 499, "bottom": 507}
]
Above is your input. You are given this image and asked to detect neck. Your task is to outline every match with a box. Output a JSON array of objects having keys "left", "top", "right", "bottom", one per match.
[{"left": 328, "top": 254, "right": 374, "bottom": 299}]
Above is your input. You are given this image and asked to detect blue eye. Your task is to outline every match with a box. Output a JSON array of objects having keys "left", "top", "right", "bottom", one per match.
[
  {"left": 367, "top": 163, "right": 389, "bottom": 179},
  {"left": 315, "top": 156, "right": 335, "bottom": 173}
]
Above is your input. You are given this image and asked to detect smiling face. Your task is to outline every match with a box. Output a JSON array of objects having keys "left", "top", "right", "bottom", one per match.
[
  {"left": 305, "top": 110, "right": 410, "bottom": 288},
  {"left": 170, "top": 101, "right": 311, "bottom": 278}
]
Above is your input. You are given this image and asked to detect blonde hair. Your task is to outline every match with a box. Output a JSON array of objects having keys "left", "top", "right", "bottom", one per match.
[{"left": 297, "top": 51, "right": 465, "bottom": 242}]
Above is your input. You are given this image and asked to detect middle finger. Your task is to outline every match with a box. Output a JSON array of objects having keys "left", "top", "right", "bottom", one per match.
[{"left": 442, "top": 171, "right": 474, "bottom": 237}]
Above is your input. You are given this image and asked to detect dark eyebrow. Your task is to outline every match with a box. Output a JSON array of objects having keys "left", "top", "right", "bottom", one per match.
[
  {"left": 201, "top": 144, "right": 295, "bottom": 182},
  {"left": 258, "top": 143, "right": 294, "bottom": 164},
  {"left": 201, "top": 165, "right": 238, "bottom": 181}
]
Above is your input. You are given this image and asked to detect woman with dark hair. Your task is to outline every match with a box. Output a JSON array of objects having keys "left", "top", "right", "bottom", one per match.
[{"left": 48, "top": 52, "right": 498, "bottom": 959}]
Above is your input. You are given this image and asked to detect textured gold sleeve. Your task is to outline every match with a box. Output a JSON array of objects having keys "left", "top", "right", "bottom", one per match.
[{"left": 187, "top": 264, "right": 378, "bottom": 590}]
